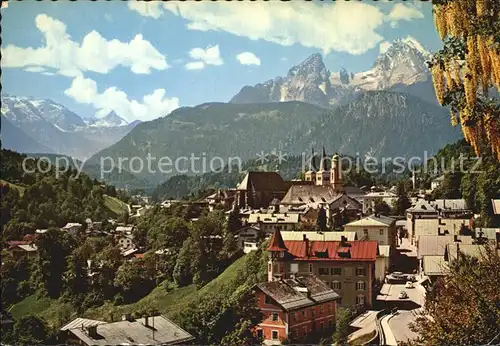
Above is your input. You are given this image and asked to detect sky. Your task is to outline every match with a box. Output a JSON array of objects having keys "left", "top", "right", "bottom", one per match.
[{"left": 1, "top": 0, "right": 443, "bottom": 123}]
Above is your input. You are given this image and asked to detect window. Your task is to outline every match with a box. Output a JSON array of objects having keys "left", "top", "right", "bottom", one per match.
[
  {"left": 319, "top": 267, "right": 329, "bottom": 275},
  {"left": 364, "top": 229, "right": 368, "bottom": 235},
  {"left": 272, "top": 330, "right": 279, "bottom": 340},
  {"left": 279, "top": 264, "right": 284, "bottom": 273},
  {"left": 303, "top": 327, "right": 308, "bottom": 336},
  {"left": 265, "top": 295, "right": 272, "bottom": 305},
  {"left": 309, "top": 264, "right": 313, "bottom": 273},
  {"left": 328, "top": 303, "right": 332, "bottom": 313},
  {"left": 356, "top": 295, "right": 365, "bottom": 305},
  {"left": 380, "top": 229, "right": 384, "bottom": 235},
  {"left": 268, "top": 263, "right": 272, "bottom": 272},
  {"left": 294, "top": 313, "right": 298, "bottom": 321},
  {"left": 320, "top": 306, "right": 324, "bottom": 314},
  {"left": 311, "top": 309, "right": 315, "bottom": 318},
  {"left": 331, "top": 267, "right": 342, "bottom": 276},
  {"left": 271, "top": 312, "right": 279, "bottom": 321},
  {"left": 290, "top": 263, "right": 298, "bottom": 273},
  {"left": 257, "top": 329, "right": 263, "bottom": 339},
  {"left": 356, "top": 267, "right": 366, "bottom": 276},
  {"left": 302, "top": 310, "right": 307, "bottom": 318},
  {"left": 357, "top": 281, "right": 366, "bottom": 291},
  {"left": 380, "top": 241, "right": 384, "bottom": 245},
  {"left": 331, "top": 281, "right": 341, "bottom": 290}
]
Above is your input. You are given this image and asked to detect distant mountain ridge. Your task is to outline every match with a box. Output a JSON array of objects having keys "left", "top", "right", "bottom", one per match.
[
  {"left": 89, "top": 91, "right": 462, "bottom": 184},
  {"left": 1, "top": 95, "right": 140, "bottom": 159},
  {"left": 231, "top": 36, "right": 435, "bottom": 107}
]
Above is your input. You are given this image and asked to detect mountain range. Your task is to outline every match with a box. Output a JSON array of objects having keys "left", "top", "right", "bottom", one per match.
[
  {"left": 1, "top": 95, "right": 140, "bottom": 159},
  {"left": 230, "top": 37, "right": 435, "bottom": 108},
  {"left": 2, "top": 37, "right": 463, "bottom": 187}
]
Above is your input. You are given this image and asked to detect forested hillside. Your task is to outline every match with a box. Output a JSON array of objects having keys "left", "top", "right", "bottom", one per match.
[{"left": 0, "top": 149, "right": 126, "bottom": 241}]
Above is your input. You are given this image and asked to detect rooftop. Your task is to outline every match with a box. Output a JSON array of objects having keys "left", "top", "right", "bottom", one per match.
[
  {"left": 407, "top": 199, "right": 437, "bottom": 213},
  {"left": 61, "top": 315, "right": 194, "bottom": 346},
  {"left": 283, "top": 239, "right": 378, "bottom": 261},
  {"left": 256, "top": 274, "right": 340, "bottom": 311},
  {"left": 280, "top": 231, "right": 356, "bottom": 242},
  {"left": 417, "top": 235, "right": 473, "bottom": 259},
  {"left": 280, "top": 185, "right": 342, "bottom": 205},
  {"left": 492, "top": 199, "right": 500, "bottom": 215},
  {"left": 423, "top": 255, "right": 449, "bottom": 276},
  {"left": 345, "top": 214, "right": 395, "bottom": 228},
  {"left": 431, "top": 199, "right": 468, "bottom": 211},
  {"left": 237, "top": 171, "right": 287, "bottom": 192},
  {"left": 248, "top": 213, "right": 300, "bottom": 224}
]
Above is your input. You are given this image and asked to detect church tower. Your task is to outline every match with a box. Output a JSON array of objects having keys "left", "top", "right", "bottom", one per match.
[
  {"left": 316, "top": 147, "right": 330, "bottom": 186},
  {"left": 267, "top": 228, "right": 289, "bottom": 282},
  {"left": 304, "top": 148, "right": 317, "bottom": 184},
  {"left": 330, "top": 153, "right": 344, "bottom": 191}
]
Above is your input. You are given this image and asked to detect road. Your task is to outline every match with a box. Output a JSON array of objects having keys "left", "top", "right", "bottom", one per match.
[{"left": 378, "top": 238, "right": 425, "bottom": 344}]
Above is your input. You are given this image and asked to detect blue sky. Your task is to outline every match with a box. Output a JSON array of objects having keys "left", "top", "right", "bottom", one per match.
[{"left": 1, "top": 0, "right": 442, "bottom": 122}]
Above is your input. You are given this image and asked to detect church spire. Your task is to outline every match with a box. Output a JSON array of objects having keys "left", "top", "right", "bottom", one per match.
[
  {"left": 319, "top": 146, "right": 327, "bottom": 171},
  {"left": 309, "top": 147, "right": 317, "bottom": 172}
]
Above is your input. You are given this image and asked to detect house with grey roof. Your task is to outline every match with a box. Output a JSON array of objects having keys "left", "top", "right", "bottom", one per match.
[
  {"left": 344, "top": 214, "right": 397, "bottom": 247},
  {"left": 60, "top": 314, "right": 194, "bottom": 345},
  {"left": 254, "top": 274, "right": 340, "bottom": 344}
]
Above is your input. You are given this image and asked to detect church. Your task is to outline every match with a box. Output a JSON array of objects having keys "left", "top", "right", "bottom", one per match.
[{"left": 304, "top": 147, "right": 344, "bottom": 191}]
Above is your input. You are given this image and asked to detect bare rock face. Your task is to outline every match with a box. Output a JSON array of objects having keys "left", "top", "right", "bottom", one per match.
[{"left": 231, "top": 37, "right": 433, "bottom": 107}]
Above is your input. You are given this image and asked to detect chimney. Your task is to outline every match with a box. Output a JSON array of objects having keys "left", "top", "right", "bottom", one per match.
[
  {"left": 122, "top": 313, "right": 134, "bottom": 322},
  {"left": 303, "top": 235, "right": 309, "bottom": 257},
  {"left": 86, "top": 325, "right": 98, "bottom": 339},
  {"left": 453, "top": 234, "right": 458, "bottom": 242},
  {"left": 340, "top": 235, "right": 347, "bottom": 243}
]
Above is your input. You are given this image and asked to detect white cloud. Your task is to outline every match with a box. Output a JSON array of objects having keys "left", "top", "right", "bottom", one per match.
[
  {"left": 387, "top": 3, "right": 424, "bottom": 27},
  {"left": 236, "top": 52, "right": 261, "bottom": 66},
  {"left": 64, "top": 76, "right": 179, "bottom": 122},
  {"left": 1, "top": 14, "right": 168, "bottom": 77},
  {"left": 128, "top": 2, "right": 387, "bottom": 55},
  {"left": 128, "top": 1, "right": 164, "bottom": 19},
  {"left": 185, "top": 61, "right": 205, "bottom": 70},
  {"left": 379, "top": 41, "right": 391, "bottom": 54},
  {"left": 189, "top": 45, "right": 223, "bottom": 66},
  {"left": 24, "top": 66, "right": 46, "bottom": 73}
]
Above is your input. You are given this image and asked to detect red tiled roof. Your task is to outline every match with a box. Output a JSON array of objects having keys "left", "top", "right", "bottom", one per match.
[
  {"left": 267, "top": 229, "right": 288, "bottom": 252},
  {"left": 283, "top": 240, "right": 378, "bottom": 261}
]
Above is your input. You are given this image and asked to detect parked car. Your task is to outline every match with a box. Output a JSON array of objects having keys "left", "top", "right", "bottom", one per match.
[
  {"left": 405, "top": 281, "right": 414, "bottom": 288},
  {"left": 398, "top": 291, "right": 408, "bottom": 299}
]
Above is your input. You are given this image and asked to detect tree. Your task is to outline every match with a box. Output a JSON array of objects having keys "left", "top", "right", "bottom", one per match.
[
  {"left": 393, "top": 181, "right": 412, "bottom": 215},
  {"left": 316, "top": 206, "right": 327, "bottom": 231},
  {"left": 373, "top": 198, "right": 391, "bottom": 215},
  {"left": 5, "top": 315, "right": 51, "bottom": 345},
  {"left": 410, "top": 245, "right": 500, "bottom": 345},
  {"left": 429, "top": 0, "right": 500, "bottom": 159},
  {"left": 227, "top": 206, "right": 242, "bottom": 234},
  {"left": 333, "top": 308, "right": 353, "bottom": 345}
]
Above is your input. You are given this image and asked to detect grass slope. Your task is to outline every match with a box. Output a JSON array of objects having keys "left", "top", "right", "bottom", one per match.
[
  {"left": 85, "top": 254, "right": 248, "bottom": 321},
  {"left": 9, "top": 293, "right": 75, "bottom": 327},
  {"left": 103, "top": 195, "right": 129, "bottom": 217},
  {"left": 1, "top": 179, "right": 26, "bottom": 196},
  {"left": 9, "top": 254, "right": 250, "bottom": 327}
]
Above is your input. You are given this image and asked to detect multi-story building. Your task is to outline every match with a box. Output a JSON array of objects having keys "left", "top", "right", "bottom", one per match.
[
  {"left": 266, "top": 229, "right": 378, "bottom": 308},
  {"left": 254, "top": 275, "right": 340, "bottom": 344},
  {"left": 344, "top": 214, "right": 397, "bottom": 247}
]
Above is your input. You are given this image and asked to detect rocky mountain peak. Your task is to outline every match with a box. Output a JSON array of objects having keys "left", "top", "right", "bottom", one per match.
[{"left": 287, "top": 53, "right": 329, "bottom": 80}]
